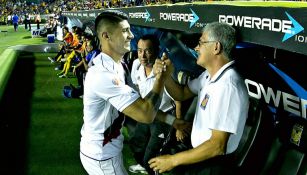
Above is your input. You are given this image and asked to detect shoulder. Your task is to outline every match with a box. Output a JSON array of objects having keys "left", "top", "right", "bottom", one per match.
[
  {"left": 222, "top": 68, "right": 243, "bottom": 84},
  {"left": 131, "top": 59, "right": 140, "bottom": 71},
  {"left": 132, "top": 59, "right": 140, "bottom": 66}
]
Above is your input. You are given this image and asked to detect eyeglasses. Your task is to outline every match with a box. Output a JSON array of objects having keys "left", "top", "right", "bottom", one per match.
[{"left": 198, "top": 40, "right": 216, "bottom": 47}]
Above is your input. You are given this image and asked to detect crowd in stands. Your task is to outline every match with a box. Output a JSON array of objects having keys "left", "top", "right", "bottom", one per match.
[
  {"left": 0, "top": 0, "right": 194, "bottom": 25},
  {"left": 2, "top": 0, "right": 306, "bottom": 26},
  {"left": 0, "top": 1, "right": 60, "bottom": 28}
]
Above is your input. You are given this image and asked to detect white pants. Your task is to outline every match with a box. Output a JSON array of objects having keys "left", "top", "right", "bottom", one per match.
[{"left": 80, "top": 152, "right": 128, "bottom": 175}]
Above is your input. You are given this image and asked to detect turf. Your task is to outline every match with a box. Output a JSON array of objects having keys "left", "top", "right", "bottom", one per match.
[
  {"left": 0, "top": 25, "right": 48, "bottom": 53},
  {"left": 27, "top": 52, "right": 86, "bottom": 175},
  {"left": 0, "top": 25, "right": 152, "bottom": 175}
]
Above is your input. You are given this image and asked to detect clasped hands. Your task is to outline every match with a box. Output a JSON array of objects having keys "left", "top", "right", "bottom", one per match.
[{"left": 153, "top": 52, "right": 173, "bottom": 79}]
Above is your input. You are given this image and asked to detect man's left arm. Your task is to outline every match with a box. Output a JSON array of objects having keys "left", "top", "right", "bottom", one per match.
[
  {"left": 154, "top": 110, "right": 191, "bottom": 133},
  {"left": 174, "top": 100, "right": 189, "bottom": 142}
]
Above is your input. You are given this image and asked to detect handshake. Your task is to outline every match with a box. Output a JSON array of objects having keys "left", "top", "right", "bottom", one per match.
[{"left": 153, "top": 52, "right": 174, "bottom": 79}]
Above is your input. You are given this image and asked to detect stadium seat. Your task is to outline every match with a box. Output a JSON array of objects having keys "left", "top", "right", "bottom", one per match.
[
  {"left": 170, "top": 98, "right": 275, "bottom": 175},
  {"left": 259, "top": 115, "right": 307, "bottom": 175},
  {"left": 224, "top": 98, "right": 275, "bottom": 175}
]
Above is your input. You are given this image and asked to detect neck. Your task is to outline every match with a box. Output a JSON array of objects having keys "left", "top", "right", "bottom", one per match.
[
  {"left": 144, "top": 66, "right": 153, "bottom": 77},
  {"left": 207, "top": 56, "right": 229, "bottom": 78},
  {"left": 101, "top": 46, "right": 122, "bottom": 63}
]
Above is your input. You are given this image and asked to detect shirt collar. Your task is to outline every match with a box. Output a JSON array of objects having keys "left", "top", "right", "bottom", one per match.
[
  {"left": 139, "top": 65, "right": 155, "bottom": 78},
  {"left": 93, "top": 52, "right": 120, "bottom": 73},
  {"left": 209, "top": 60, "right": 235, "bottom": 83}
]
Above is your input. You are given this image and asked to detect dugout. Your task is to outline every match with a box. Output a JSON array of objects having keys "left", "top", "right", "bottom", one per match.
[{"left": 63, "top": 2, "right": 307, "bottom": 174}]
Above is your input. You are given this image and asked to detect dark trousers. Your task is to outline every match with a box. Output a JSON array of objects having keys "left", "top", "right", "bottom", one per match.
[
  {"left": 75, "top": 67, "right": 85, "bottom": 90},
  {"left": 13, "top": 23, "right": 18, "bottom": 31},
  {"left": 28, "top": 22, "right": 31, "bottom": 30},
  {"left": 25, "top": 20, "right": 31, "bottom": 30},
  {"left": 171, "top": 155, "right": 233, "bottom": 175},
  {"left": 53, "top": 46, "right": 66, "bottom": 61},
  {"left": 130, "top": 121, "right": 171, "bottom": 175},
  {"left": 25, "top": 20, "right": 28, "bottom": 29}
]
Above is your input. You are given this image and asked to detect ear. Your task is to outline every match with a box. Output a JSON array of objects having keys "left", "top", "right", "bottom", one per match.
[
  {"left": 213, "top": 41, "right": 222, "bottom": 55},
  {"left": 102, "top": 32, "right": 110, "bottom": 40}
]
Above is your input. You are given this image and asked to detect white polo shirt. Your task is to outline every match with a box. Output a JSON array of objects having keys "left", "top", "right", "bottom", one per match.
[
  {"left": 188, "top": 61, "right": 249, "bottom": 154},
  {"left": 80, "top": 52, "right": 140, "bottom": 160},
  {"left": 131, "top": 59, "right": 174, "bottom": 112}
]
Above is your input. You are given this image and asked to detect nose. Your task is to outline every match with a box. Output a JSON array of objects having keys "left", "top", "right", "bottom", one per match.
[
  {"left": 140, "top": 50, "right": 146, "bottom": 58},
  {"left": 194, "top": 44, "right": 199, "bottom": 52},
  {"left": 128, "top": 29, "right": 134, "bottom": 39}
]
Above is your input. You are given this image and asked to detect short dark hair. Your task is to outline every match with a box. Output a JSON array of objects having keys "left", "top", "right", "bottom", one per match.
[
  {"left": 95, "top": 10, "right": 128, "bottom": 34},
  {"left": 138, "top": 34, "right": 160, "bottom": 56},
  {"left": 84, "top": 33, "right": 93, "bottom": 41},
  {"left": 63, "top": 26, "right": 69, "bottom": 32},
  {"left": 72, "top": 26, "right": 78, "bottom": 31},
  {"left": 87, "top": 39, "right": 97, "bottom": 50}
]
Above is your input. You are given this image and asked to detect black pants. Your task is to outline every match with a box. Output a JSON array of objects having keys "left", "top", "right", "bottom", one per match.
[
  {"left": 171, "top": 155, "right": 233, "bottom": 175},
  {"left": 13, "top": 23, "right": 18, "bottom": 31},
  {"left": 75, "top": 67, "right": 85, "bottom": 91},
  {"left": 53, "top": 46, "right": 66, "bottom": 61},
  {"left": 25, "top": 20, "right": 31, "bottom": 30},
  {"left": 130, "top": 120, "right": 171, "bottom": 175}
]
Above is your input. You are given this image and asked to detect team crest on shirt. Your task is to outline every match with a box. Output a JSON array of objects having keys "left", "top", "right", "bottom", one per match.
[
  {"left": 200, "top": 94, "right": 210, "bottom": 110},
  {"left": 112, "top": 78, "right": 121, "bottom": 86}
]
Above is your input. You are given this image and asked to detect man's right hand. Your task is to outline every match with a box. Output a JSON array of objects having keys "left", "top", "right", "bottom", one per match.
[{"left": 153, "top": 52, "right": 173, "bottom": 79}]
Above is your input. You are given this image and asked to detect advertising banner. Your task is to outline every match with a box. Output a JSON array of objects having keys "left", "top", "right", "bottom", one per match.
[{"left": 63, "top": 4, "right": 307, "bottom": 56}]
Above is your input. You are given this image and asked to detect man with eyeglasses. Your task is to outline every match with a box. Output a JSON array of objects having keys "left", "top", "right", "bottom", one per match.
[{"left": 149, "top": 22, "right": 249, "bottom": 175}]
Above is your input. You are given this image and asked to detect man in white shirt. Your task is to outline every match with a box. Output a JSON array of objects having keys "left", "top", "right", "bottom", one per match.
[
  {"left": 129, "top": 35, "right": 189, "bottom": 175},
  {"left": 80, "top": 10, "right": 180, "bottom": 175},
  {"left": 149, "top": 22, "right": 249, "bottom": 175}
]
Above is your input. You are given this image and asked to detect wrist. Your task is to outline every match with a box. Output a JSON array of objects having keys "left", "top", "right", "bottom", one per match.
[
  {"left": 165, "top": 114, "right": 176, "bottom": 126},
  {"left": 170, "top": 154, "right": 180, "bottom": 167}
]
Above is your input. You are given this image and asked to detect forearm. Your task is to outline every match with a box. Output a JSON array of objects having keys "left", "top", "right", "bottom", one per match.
[
  {"left": 83, "top": 60, "right": 89, "bottom": 71},
  {"left": 144, "top": 75, "right": 167, "bottom": 119},
  {"left": 124, "top": 91, "right": 162, "bottom": 123},
  {"left": 165, "top": 76, "right": 185, "bottom": 101},
  {"left": 175, "top": 101, "right": 182, "bottom": 119},
  {"left": 172, "top": 140, "right": 225, "bottom": 167},
  {"left": 166, "top": 75, "right": 196, "bottom": 101},
  {"left": 75, "top": 60, "right": 83, "bottom": 68},
  {"left": 143, "top": 90, "right": 162, "bottom": 122},
  {"left": 124, "top": 77, "right": 164, "bottom": 123}
]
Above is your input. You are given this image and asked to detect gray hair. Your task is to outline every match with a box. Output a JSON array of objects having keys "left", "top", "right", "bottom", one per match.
[{"left": 203, "top": 22, "right": 236, "bottom": 60}]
